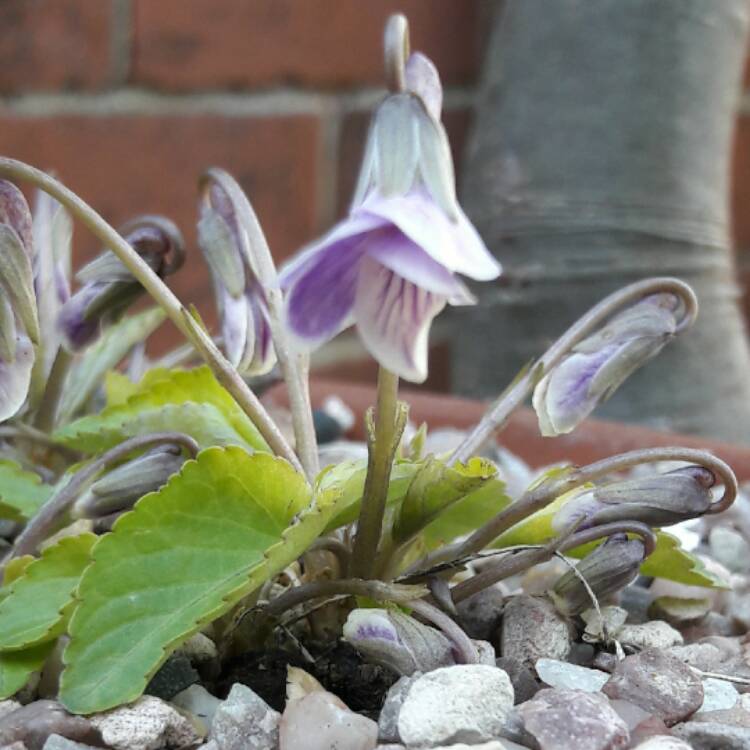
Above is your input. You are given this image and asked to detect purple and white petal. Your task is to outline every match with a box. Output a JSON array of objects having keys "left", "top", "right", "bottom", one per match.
[
  {"left": 360, "top": 190, "right": 501, "bottom": 281},
  {"left": 218, "top": 285, "right": 250, "bottom": 369},
  {"left": 285, "top": 240, "right": 365, "bottom": 348},
  {"left": 364, "top": 226, "right": 473, "bottom": 300},
  {"left": 532, "top": 346, "right": 617, "bottom": 436},
  {"left": 0, "top": 334, "right": 33, "bottom": 423},
  {"left": 241, "top": 287, "right": 277, "bottom": 376},
  {"left": 354, "top": 256, "right": 446, "bottom": 383}
]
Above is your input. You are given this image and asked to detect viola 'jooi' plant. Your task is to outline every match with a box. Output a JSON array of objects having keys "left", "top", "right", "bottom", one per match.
[{"left": 0, "top": 14, "right": 739, "bottom": 723}]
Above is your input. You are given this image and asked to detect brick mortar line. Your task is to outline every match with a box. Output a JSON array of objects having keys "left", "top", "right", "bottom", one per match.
[{"left": 0, "top": 86, "right": 477, "bottom": 118}]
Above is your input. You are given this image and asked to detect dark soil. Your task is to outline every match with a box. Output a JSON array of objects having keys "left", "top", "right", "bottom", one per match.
[{"left": 217, "top": 641, "right": 398, "bottom": 718}]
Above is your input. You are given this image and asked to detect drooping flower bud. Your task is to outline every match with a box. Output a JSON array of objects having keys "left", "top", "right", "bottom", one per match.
[
  {"left": 72, "top": 444, "right": 186, "bottom": 519},
  {"left": 197, "top": 169, "right": 276, "bottom": 375},
  {"left": 0, "top": 181, "right": 38, "bottom": 422},
  {"left": 533, "top": 294, "right": 680, "bottom": 436},
  {"left": 32, "top": 189, "right": 72, "bottom": 378},
  {"left": 552, "top": 466, "right": 715, "bottom": 533},
  {"left": 58, "top": 216, "right": 183, "bottom": 351},
  {"left": 343, "top": 607, "right": 454, "bottom": 675},
  {"left": 549, "top": 534, "right": 645, "bottom": 617}
]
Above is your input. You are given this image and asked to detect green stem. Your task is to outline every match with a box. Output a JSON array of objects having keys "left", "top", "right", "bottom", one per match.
[
  {"left": 0, "top": 159, "right": 301, "bottom": 474},
  {"left": 350, "top": 368, "right": 406, "bottom": 579},
  {"left": 33, "top": 347, "right": 73, "bottom": 432}
]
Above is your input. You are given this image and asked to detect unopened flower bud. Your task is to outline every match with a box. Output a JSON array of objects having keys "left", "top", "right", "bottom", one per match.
[
  {"left": 72, "top": 444, "right": 186, "bottom": 519},
  {"left": 533, "top": 294, "right": 680, "bottom": 436},
  {"left": 552, "top": 466, "right": 715, "bottom": 532},
  {"left": 198, "top": 170, "right": 276, "bottom": 375},
  {"left": 550, "top": 534, "right": 645, "bottom": 617},
  {"left": 343, "top": 608, "right": 454, "bottom": 675},
  {"left": 59, "top": 216, "right": 183, "bottom": 350},
  {"left": 0, "top": 181, "right": 38, "bottom": 422}
]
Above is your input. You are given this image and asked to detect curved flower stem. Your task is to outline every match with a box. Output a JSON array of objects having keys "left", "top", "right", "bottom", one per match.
[
  {"left": 350, "top": 368, "right": 407, "bottom": 579},
  {"left": 201, "top": 169, "right": 319, "bottom": 481},
  {"left": 384, "top": 13, "right": 409, "bottom": 93},
  {"left": 407, "top": 598, "right": 479, "bottom": 664},
  {"left": 33, "top": 347, "right": 73, "bottom": 432},
  {"left": 405, "top": 446, "right": 735, "bottom": 577},
  {"left": 5, "top": 431, "right": 199, "bottom": 563},
  {"left": 449, "top": 521, "right": 656, "bottom": 605},
  {"left": 450, "top": 278, "right": 698, "bottom": 464},
  {"left": 0, "top": 424, "right": 80, "bottom": 459},
  {"left": 0, "top": 159, "right": 301, "bottom": 475}
]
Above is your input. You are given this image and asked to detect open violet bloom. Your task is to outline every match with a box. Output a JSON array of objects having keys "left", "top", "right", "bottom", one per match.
[
  {"left": 280, "top": 52, "right": 500, "bottom": 382},
  {"left": 0, "top": 181, "right": 39, "bottom": 422}
]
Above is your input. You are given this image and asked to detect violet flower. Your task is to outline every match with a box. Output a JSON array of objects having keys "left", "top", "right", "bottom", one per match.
[
  {"left": 533, "top": 293, "right": 680, "bottom": 436},
  {"left": 280, "top": 52, "right": 500, "bottom": 383},
  {"left": 197, "top": 169, "right": 276, "bottom": 375},
  {"left": 0, "top": 180, "right": 39, "bottom": 422},
  {"left": 58, "top": 216, "right": 184, "bottom": 351}
]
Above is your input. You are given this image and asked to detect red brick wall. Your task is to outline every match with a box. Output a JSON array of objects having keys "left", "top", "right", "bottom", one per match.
[{"left": 0, "top": 0, "right": 747, "bottom": 352}]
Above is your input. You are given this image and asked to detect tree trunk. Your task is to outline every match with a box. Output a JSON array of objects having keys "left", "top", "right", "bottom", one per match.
[{"left": 454, "top": 0, "right": 750, "bottom": 443}]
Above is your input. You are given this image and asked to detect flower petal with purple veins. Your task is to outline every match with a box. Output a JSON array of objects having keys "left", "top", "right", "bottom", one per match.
[
  {"left": 360, "top": 189, "right": 501, "bottom": 281},
  {"left": 285, "top": 240, "right": 365, "bottom": 347},
  {"left": 218, "top": 285, "right": 249, "bottom": 369},
  {"left": 354, "top": 255, "right": 446, "bottom": 383},
  {"left": 241, "top": 286, "right": 276, "bottom": 375},
  {"left": 0, "top": 334, "right": 33, "bottom": 422},
  {"left": 365, "top": 226, "right": 475, "bottom": 301}
]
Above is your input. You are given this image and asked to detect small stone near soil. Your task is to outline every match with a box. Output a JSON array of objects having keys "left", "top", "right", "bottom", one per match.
[
  {"left": 378, "top": 675, "right": 418, "bottom": 744},
  {"left": 616, "top": 621, "right": 683, "bottom": 650},
  {"left": 581, "top": 606, "right": 628, "bottom": 643},
  {"left": 0, "top": 701, "right": 101, "bottom": 750},
  {"left": 90, "top": 695, "right": 201, "bottom": 750},
  {"left": 500, "top": 595, "right": 571, "bottom": 665},
  {"left": 397, "top": 664, "right": 514, "bottom": 747},
  {"left": 0, "top": 743, "right": 27, "bottom": 750},
  {"left": 603, "top": 649, "right": 704, "bottom": 725},
  {"left": 495, "top": 658, "right": 539, "bottom": 704},
  {"left": 697, "top": 677, "right": 739, "bottom": 713},
  {"left": 280, "top": 691, "right": 378, "bottom": 750},
  {"left": 608, "top": 699, "right": 652, "bottom": 730},
  {"left": 518, "top": 688, "right": 629, "bottom": 750},
  {"left": 672, "top": 720, "right": 750, "bottom": 749},
  {"left": 692, "top": 706, "right": 750, "bottom": 727},
  {"left": 145, "top": 654, "right": 199, "bottom": 701},
  {"left": 171, "top": 685, "right": 222, "bottom": 731},
  {"left": 667, "top": 643, "right": 723, "bottom": 671},
  {"left": 535, "top": 658, "right": 609, "bottom": 693},
  {"left": 456, "top": 586, "right": 506, "bottom": 641},
  {"left": 648, "top": 596, "right": 711, "bottom": 626},
  {"left": 41, "top": 736, "right": 98, "bottom": 750},
  {"left": 709, "top": 526, "right": 750, "bottom": 573},
  {"left": 209, "top": 683, "right": 279, "bottom": 750},
  {"left": 0, "top": 704, "right": 20, "bottom": 723},
  {"left": 629, "top": 737, "right": 693, "bottom": 749}
]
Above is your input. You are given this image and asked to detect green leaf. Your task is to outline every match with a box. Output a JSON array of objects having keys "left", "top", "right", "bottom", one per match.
[
  {"left": 58, "top": 308, "right": 166, "bottom": 423},
  {"left": 54, "top": 366, "right": 269, "bottom": 453},
  {"left": 0, "top": 460, "right": 53, "bottom": 522},
  {"left": 0, "top": 533, "right": 96, "bottom": 650},
  {"left": 0, "top": 641, "right": 55, "bottom": 699},
  {"left": 104, "top": 371, "right": 138, "bottom": 407},
  {"left": 60, "top": 447, "right": 342, "bottom": 714},
  {"left": 319, "top": 459, "right": 421, "bottom": 532},
  {"left": 418, "top": 477, "right": 512, "bottom": 551},
  {"left": 393, "top": 457, "right": 497, "bottom": 543}
]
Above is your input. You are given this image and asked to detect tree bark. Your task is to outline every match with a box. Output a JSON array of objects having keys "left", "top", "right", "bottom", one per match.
[{"left": 454, "top": 0, "right": 750, "bottom": 443}]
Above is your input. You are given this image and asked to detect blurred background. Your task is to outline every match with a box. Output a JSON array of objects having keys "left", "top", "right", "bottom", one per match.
[{"left": 1, "top": 0, "right": 749, "bottom": 440}]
